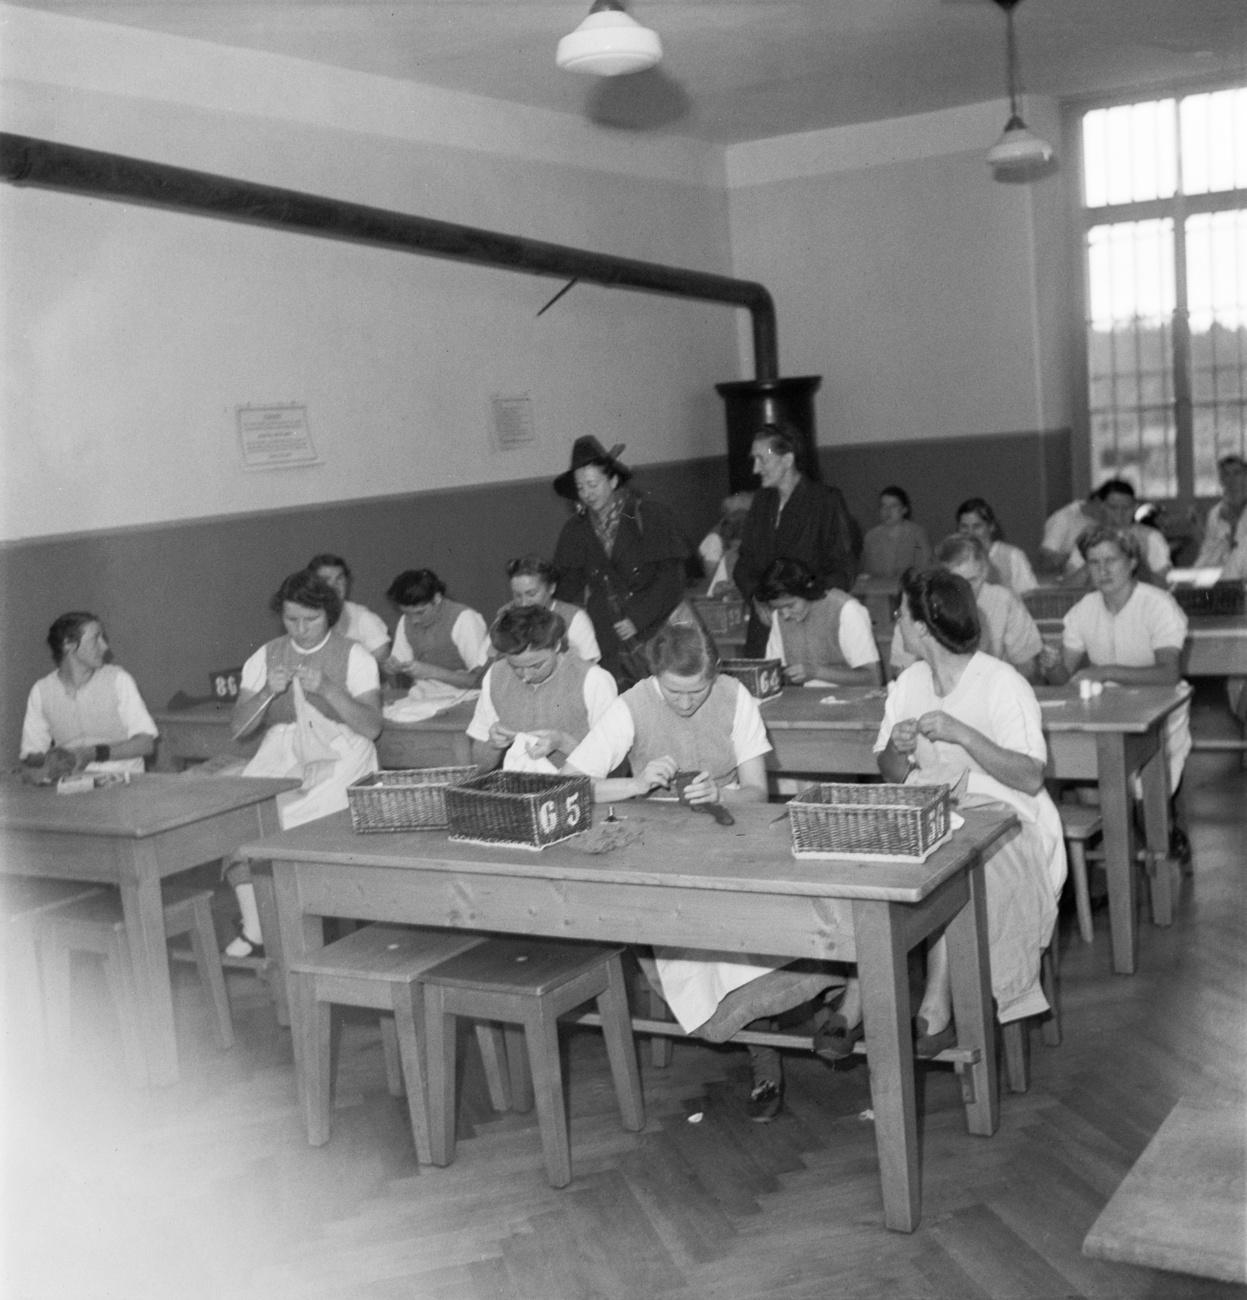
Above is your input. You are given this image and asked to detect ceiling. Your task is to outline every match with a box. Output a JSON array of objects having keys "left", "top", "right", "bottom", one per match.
[{"left": 12, "top": 0, "right": 1247, "bottom": 144}]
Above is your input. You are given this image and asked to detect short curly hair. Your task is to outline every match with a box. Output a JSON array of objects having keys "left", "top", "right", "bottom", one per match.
[{"left": 268, "top": 571, "right": 343, "bottom": 627}]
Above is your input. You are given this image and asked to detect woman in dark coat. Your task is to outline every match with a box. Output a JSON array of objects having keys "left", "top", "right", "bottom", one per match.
[
  {"left": 733, "top": 424, "right": 859, "bottom": 657},
  {"left": 552, "top": 437, "right": 692, "bottom": 688}
]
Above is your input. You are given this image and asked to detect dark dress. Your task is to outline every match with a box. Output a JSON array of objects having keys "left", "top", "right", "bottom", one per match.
[
  {"left": 733, "top": 477, "right": 859, "bottom": 656},
  {"left": 553, "top": 490, "right": 691, "bottom": 687}
]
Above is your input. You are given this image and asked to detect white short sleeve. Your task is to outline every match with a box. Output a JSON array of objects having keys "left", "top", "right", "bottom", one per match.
[
  {"left": 563, "top": 698, "right": 637, "bottom": 779},
  {"left": 730, "top": 685, "right": 772, "bottom": 766},
  {"left": 113, "top": 668, "right": 158, "bottom": 738},
  {"left": 240, "top": 644, "right": 268, "bottom": 693},
  {"left": 764, "top": 619, "right": 784, "bottom": 664},
  {"left": 391, "top": 619, "right": 411, "bottom": 663},
  {"left": 567, "top": 609, "right": 602, "bottom": 664},
  {"left": 19, "top": 683, "right": 52, "bottom": 757},
  {"left": 583, "top": 665, "right": 619, "bottom": 726},
  {"left": 345, "top": 643, "right": 381, "bottom": 696},
  {"left": 466, "top": 669, "right": 500, "bottom": 742},
  {"left": 838, "top": 598, "right": 880, "bottom": 667},
  {"left": 342, "top": 602, "right": 390, "bottom": 654},
  {"left": 452, "top": 609, "right": 491, "bottom": 670}
]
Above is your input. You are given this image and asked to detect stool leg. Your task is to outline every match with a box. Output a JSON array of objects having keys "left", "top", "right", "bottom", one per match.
[
  {"left": 391, "top": 982, "right": 434, "bottom": 1164},
  {"left": 1001, "top": 1020, "right": 1028, "bottom": 1094},
  {"left": 1040, "top": 946, "right": 1062, "bottom": 1047},
  {"left": 424, "top": 984, "right": 457, "bottom": 1167},
  {"left": 474, "top": 1023, "right": 513, "bottom": 1112},
  {"left": 109, "top": 934, "right": 150, "bottom": 1089},
  {"left": 380, "top": 1015, "right": 404, "bottom": 1097},
  {"left": 647, "top": 985, "right": 673, "bottom": 1070},
  {"left": 296, "top": 974, "right": 333, "bottom": 1146},
  {"left": 598, "top": 957, "right": 644, "bottom": 1132},
  {"left": 524, "top": 1005, "right": 572, "bottom": 1189},
  {"left": 187, "top": 901, "right": 234, "bottom": 1050},
  {"left": 504, "top": 1025, "right": 532, "bottom": 1113},
  {"left": 1067, "top": 841, "right": 1094, "bottom": 944}
]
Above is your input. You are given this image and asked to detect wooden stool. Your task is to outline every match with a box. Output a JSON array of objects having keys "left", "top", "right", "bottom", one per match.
[
  {"left": 286, "top": 924, "right": 508, "bottom": 1162},
  {"left": 1000, "top": 942, "right": 1061, "bottom": 1093},
  {"left": 1, "top": 878, "right": 104, "bottom": 1065},
  {"left": 423, "top": 938, "right": 645, "bottom": 1188},
  {"left": 37, "top": 885, "right": 233, "bottom": 1085},
  {"left": 1059, "top": 804, "right": 1103, "bottom": 944}
]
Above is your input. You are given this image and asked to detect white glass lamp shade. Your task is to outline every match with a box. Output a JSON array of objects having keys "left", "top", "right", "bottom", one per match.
[
  {"left": 556, "top": 8, "right": 662, "bottom": 76},
  {"left": 986, "top": 115, "right": 1054, "bottom": 174}
]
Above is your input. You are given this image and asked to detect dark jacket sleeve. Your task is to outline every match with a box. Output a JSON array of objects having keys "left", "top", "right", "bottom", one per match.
[
  {"left": 553, "top": 518, "right": 590, "bottom": 607},
  {"left": 733, "top": 493, "right": 773, "bottom": 602},
  {"left": 616, "top": 499, "right": 692, "bottom": 639},
  {"left": 816, "top": 484, "right": 859, "bottom": 593}
]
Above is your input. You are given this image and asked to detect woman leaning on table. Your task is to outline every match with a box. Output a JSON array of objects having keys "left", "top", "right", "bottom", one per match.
[
  {"left": 562, "top": 621, "right": 843, "bottom": 1124},
  {"left": 551, "top": 437, "right": 691, "bottom": 690},
  {"left": 1039, "top": 524, "right": 1192, "bottom": 857},
  {"left": 869, "top": 567, "right": 1066, "bottom": 1056},
  {"left": 222, "top": 569, "right": 383, "bottom": 959}
]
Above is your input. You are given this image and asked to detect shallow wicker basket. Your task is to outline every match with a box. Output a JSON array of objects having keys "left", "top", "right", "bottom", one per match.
[
  {"left": 445, "top": 771, "right": 592, "bottom": 850},
  {"left": 719, "top": 658, "right": 784, "bottom": 702},
  {"left": 691, "top": 595, "right": 746, "bottom": 638},
  {"left": 788, "top": 782, "right": 952, "bottom": 862},
  {"left": 1022, "top": 587, "right": 1085, "bottom": 620},
  {"left": 1170, "top": 580, "right": 1245, "bottom": 617},
  {"left": 346, "top": 766, "right": 476, "bottom": 833}
]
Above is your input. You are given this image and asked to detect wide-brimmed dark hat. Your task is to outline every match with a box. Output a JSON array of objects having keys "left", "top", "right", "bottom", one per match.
[{"left": 553, "top": 437, "right": 631, "bottom": 500}]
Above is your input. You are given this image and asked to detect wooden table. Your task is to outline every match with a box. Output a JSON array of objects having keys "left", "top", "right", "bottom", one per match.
[
  {"left": 243, "top": 802, "right": 1017, "bottom": 1233},
  {"left": 0, "top": 773, "right": 298, "bottom": 1086},
  {"left": 1183, "top": 616, "right": 1247, "bottom": 677},
  {"left": 152, "top": 700, "right": 477, "bottom": 772},
  {"left": 761, "top": 683, "right": 1191, "bottom": 975}
]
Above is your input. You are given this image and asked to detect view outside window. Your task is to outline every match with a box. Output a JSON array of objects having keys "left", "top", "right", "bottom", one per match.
[{"left": 1081, "top": 87, "right": 1247, "bottom": 500}]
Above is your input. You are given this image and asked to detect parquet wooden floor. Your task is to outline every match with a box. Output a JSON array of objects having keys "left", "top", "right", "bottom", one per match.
[{"left": 3, "top": 736, "right": 1244, "bottom": 1300}]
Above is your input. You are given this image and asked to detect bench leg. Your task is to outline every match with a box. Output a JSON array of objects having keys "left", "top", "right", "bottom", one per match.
[
  {"left": 380, "top": 1014, "right": 404, "bottom": 1097},
  {"left": 1067, "top": 841, "right": 1095, "bottom": 944},
  {"left": 188, "top": 900, "right": 234, "bottom": 1050},
  {"left": 525, "top": 1006, "right": 572, "bottom": 1189},
  {"left": 598, "top": 957, "right": 644, "bottom": 1132},
  {"left": 391, "top": 983, "right": 434, "bottom": 1164},
  {"left": 297, "top": 976, "right": 333, "bottom": 1146},
  {"left": 424, "top": 985, "right": 457, "bottom": 1168}
]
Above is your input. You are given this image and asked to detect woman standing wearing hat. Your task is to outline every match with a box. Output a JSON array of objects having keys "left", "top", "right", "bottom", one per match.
[{"left": 552, "top": 437, "right": 692, "bottom": 688}]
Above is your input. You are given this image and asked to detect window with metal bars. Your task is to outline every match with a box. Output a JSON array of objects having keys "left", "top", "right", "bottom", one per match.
[{"left": 1078, "top": 86, "right": 1247, "bottom": 502}]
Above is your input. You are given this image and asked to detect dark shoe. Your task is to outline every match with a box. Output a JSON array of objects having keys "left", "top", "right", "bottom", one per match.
[
  {"left": 913, "top": 1015, "right": 956, "bottom": 1059},
  {"left": 811, "top": 1011, "right": 864, "bottom": 1062},
  {"left": 1169, "top": 826, "right": 1192, "bottom": 866},
  {"left": 746, "top": 1078, "right": 783, "bottom": 1123}
]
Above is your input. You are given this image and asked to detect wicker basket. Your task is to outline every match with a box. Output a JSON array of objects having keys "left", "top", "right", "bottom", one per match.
[
  {"left": 691, "top": 595, "right": 746, "bottom": 638},
  {"left": 1023, "top": 587, "right": 1084, "bottom": 620},
  {"left": 788, "top": 782, "right": 951, "bottom": 861},
  {"left": 1170, "top": 580, "right": 1245, "bottom": 617},
  {"left": 346, "top": 766, "right": 476, "bottom": 833},
  {"left": 445, "top": 771, "right": 592, "bottom": 850},
  {"left": 719, "top": 658, "right": 784, "bottom": 701}
]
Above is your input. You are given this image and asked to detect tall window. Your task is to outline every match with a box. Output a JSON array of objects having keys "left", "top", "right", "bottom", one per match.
[{"left": 1079, "top": 86, "right": 1247, "bottom": 499}]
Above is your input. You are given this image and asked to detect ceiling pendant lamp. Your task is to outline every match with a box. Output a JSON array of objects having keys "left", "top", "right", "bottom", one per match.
[
  {"left": 986, "top": 0, "right": 1054, "bottom": 179},
  {"left": 556, "top": 0, "right": 662, "bottom": 77}
]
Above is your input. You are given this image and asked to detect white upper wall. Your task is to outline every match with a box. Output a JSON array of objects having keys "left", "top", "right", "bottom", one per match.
[
  {"left": 724, "top": 97, "right": 1073, "bottom": 450},
  {"left": 0, "top": 6, "right": 738, "bottom": 542}
]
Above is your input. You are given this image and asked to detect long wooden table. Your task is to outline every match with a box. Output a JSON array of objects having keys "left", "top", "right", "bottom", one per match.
[
  {"left": 152, "top": 699, "right": 477, "bottom": 772},
  {"left": 242, "top": 801, "right": 1017, "bottom": 1233},
  {"left": 0, "top": 773, "right": 298, "bottom": 1085},
  {"left": 761, "top": 683, "right": 1191, "bottom": 976}
]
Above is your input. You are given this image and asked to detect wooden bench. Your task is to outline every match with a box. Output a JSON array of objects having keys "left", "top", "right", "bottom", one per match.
[{"left": 1083, "top": 1099, "right": 1246, "bottom": 1283}]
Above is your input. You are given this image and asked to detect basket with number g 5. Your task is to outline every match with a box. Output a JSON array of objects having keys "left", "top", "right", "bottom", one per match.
[
  {"left": 787, "top": 782, "right": 951, "bottom": 861},
  {"left": 719, "top": 658, "right": 784, "bottom": 702},
  {"left": 445, "top": 771, "right": 592, "bottom": 850},
  {"left": 346, "top": 766, "right": 476, "bottom": 833}
]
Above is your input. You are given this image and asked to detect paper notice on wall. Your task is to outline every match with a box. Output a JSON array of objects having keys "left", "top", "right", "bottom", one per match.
[
  {"left": 491, "top": 395, "right": 536, "bottom": 451},
  {"left": 238, "top": 404, "right": 321, "bottom": 469}
]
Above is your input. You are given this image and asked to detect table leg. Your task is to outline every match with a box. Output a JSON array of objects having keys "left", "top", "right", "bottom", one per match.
[
  {"left": 272, "top": 863, "right": 327, "bottom": 1108},
  {"left": 118, "top": 844, "right": 176, "bottom": 1087},
  {"left": 944, "top": 854, "right": 999, "bottom": 1137},
  {"left": 852, "top": 899, "right": 919, "bottom": 1233},
  {"left": 250, "top": 863, "right": 291, "bottom": 1026},
  {"left": 1096, "top": 734, "right": 1139, "bottom": 976},
  {"left": 1137, "top": 745, "right": 1174, "bottom": 928}
]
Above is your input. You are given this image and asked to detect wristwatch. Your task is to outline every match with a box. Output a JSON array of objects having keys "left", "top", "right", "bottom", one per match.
[{"left": 94, "top": 743, "right": 111, "bottom": 763}]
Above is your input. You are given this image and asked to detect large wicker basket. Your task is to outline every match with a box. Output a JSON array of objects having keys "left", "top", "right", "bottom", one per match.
[
  {"left": 691, "top": 595, "right": 746, "bottom": 638},
  {"left": 787, "top": 782, "right": 952, "bottom": 861},
  {"left": 445, "top": 771, "right": 592, "bottom": 850},
  {"left": 1170, "top": 579, "right": 1245, "bottom": 617},
  {"left": 346, "top": 766, "right": 476, "bottom": 833},
  {"left": 719, "top": 658, "right": 784, "bottom": 702}
]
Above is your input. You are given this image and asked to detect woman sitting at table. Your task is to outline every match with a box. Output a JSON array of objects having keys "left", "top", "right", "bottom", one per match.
[
  {"left": 1040, "top": 525, "right": 1191, "bottom": 855},
  {"left": 500, "top": 554, "right": 600, "bottom": 664},
  {"left": 563, "top": 621, "right": 841, "bottom": 1123},
  {"left": 859, "top": 485, "right": 931, "bottom": 580},
  {"left": 955, "top": 497, "right": 1038, "bottom": 597},
  {"left": 20, "top": 611, "right": 158, "bottom": 779},
  {"left": 223, "top": 570, "right": 382, "bottom": 958},
  {"left": 890, "top": 535, "right": 1043, "bottom": 682},
  {"left": 756, "top": 558, "right": 881, "bottom": 687},
  {"left": 384, "top": 569, "right": 490, "bottom": 692},
  {"left": 307, "top": 552, "right": 391, "bottom": 664},
  {"left": 467, "top": 606, "right": 616, "bottom": 773},
  {"left": 873, "top": 567, "right": 1066, "bottom": 1054}
]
